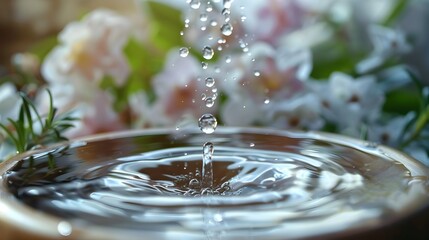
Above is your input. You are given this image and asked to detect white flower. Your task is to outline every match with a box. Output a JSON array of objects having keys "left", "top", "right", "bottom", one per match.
[
  {"left": 367, "top": 113, "right": 415, "bottom": 147},
  {"left": 356, "top": 25, "right": 411, "bottom": 74},
  {"left": 404, "top": 143, "right": 429, "bottom": 167},
  {"left": 221, "top": 96, "right": 261, "bottom": 126},
  {"left": 268, "top": 94, "right": 324, "bottom": 130},
  {"left": 11, "top": 53, "right": 40, "bottom": 75},
  {"left": 0, "top": 83, "right": 22, "bottom": 124},
  {"left": 309, "top": 72, "right": 384, "bottom": 134},
  {"left": 42, "top": 9, "right": 132, "bottom": 87}
]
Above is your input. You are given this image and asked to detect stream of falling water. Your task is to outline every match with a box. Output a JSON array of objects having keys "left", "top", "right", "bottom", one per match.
[{"left": 184, "top": 0, "right": 238, "bottom": 191}]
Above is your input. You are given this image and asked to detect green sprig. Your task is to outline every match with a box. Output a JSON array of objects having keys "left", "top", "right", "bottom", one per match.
[{"left": 0, "top": 90, "right": 77, "bottom": 155}]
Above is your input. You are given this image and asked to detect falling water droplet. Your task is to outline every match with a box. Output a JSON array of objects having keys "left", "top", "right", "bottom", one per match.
[
  {"left": 202, "top": 46, "right": 214, "bottom": 60},
  {"left": 223, "top": 0, "right": 233, "bottom": 9},
  {"left": 222, "top": 8, "right": 231, "bottom": 16},
  {"left": 200, "top": 13, "right": 208, "bottom": 22},
  {"left": 198, "top": 114, "right": 217, "bottom": 134},
  {"left": 225, "top": 56, "right": 231, "bottom": 63},
  {"left": 179, "top": 47, "right": 189, "bottom": 57},
  {"left": 205, "top": 97, "right": 215, "bottom": 108},
  {"left": 221, "top": 23, "right": 233, "bottom": 36},
  {"left": 254, "top": 70, "right": 261, "bottom": 77},
  {"left": 205, "top": 77, "right": 215, "bottom": 87},
  {"left": 190, "top": 0, "right": 201, "bottom": 9}
]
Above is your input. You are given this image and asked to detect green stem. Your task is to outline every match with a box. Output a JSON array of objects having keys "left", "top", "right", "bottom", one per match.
[
  {"left": 400, "top": 104, "right": 429, "bottom": 148},
  {"left": 382, "top": 0, "right": 410, "bottom": 26}
]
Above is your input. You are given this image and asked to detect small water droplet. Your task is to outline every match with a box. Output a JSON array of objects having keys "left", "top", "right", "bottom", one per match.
[
  {"left": 215, "top": 67, "right": 221, "bottom": 73},
  {"left": 212, "top": 88, "right": 218, "bottom": 93},
  {"left": 222, "top": 8, "right": 231, "bottom": 16},
  {"left": 264, "top": 98, "right": 270, "bottom": 104},
  {"left": 202, "top": 62, "right": 208, "bottom": 69},
  {"left": 57, "top": 221, "right": 72, "bottom": 236},
  {"left": 241, "top": 15, "right": 247, "bottom": 21},
  {"left": 205, "top": 77, "right": 215, "bottom": 87},
  {"left": 202, "top": 46, "right": 214, "bottom": 60},
  {"left": 206, "top": 5, "right": 213, "bottom": 12},
  {"left": 218, "top": 38, "right": 226, "bottom": 44},
  {"left": 225, "top": 56, "right": 231, "bottom": 63},
  {"left": 210, "top": 20, "right": 218, "bottom": 26},
  {"left": 190, "top": 0, "right": 201, "bottom": 9},
  {"left": 254, "top": 71, "right": 261, "bottom": 77},
  {"left": 179, "top": 47, "right": 189, "bottom": 57},
  {"left": 223, "top": 0, "right": 233, "bottom": 9},
  {"left": 176, "top": 126, "right": 180, "bottom": 131},
  {"left": 201, "top": 26, "right": 207, "bottom": 31},
  {"left": 221, "top": 23, "right": 233, "bottom": 36},
  {"left": 205, "top": 97, "right": 215, "bottom": 108},
  {"left": 189, "top": 178, "right": 200, "bottom": 188},
  {"left": 201, "top": 93, "right": 207, "bottom": 100},
  {"left": 180, "top": 31, "right": 184, "bottom": 36},
  {"left": 200, "top": 13, "right": 208, "bottom": 22},
  {"left": 198, "top": 114, "right": 217, "bottom": 134},
  {"left": 250, "top": 143, "right": 255, "bottom": 147},
  {"left": 213, "top": 213, "right": 223, "bottom": 223}
]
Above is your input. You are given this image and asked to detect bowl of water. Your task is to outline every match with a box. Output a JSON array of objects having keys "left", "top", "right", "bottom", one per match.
[{"left": 0, "top": 127, "right": 428, "bottom": 239}]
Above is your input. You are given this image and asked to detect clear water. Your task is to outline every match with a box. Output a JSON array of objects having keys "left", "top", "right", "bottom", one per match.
[{"left": 2, "top": 128, "right": 429, "bottom": 239}]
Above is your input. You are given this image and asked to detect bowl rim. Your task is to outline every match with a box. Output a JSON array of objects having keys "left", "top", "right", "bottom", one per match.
[{"left": 0, "top": 127, "right": 428, "bottom": 239}]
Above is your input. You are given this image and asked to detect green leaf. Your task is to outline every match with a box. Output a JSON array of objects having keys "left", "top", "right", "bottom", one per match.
[
  {"left": 29, "top": 36, "right": 58, "bottom": 61},
  {"left": 383, "top": 90, "right": 420, "bottom": 115},
  {"left": 146, "top": 1, "right": 185, "bottom": 53}
]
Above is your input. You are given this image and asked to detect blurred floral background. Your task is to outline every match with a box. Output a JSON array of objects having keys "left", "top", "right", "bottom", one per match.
[{"left": 1, "top": 0, "right": 429, "bottom": 165}]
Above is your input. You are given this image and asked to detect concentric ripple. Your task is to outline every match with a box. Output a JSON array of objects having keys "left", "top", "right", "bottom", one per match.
[{"left": 2, "top": 128, "right": 429, "bottom": 239}]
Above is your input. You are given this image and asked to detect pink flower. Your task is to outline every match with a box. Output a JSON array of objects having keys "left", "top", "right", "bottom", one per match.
[
  {"left": 136, "top": 49, "right": 212, "bottom": 127},
  {"left": 219, "top": 42, "right": 312, "bottom": 126},
  {"left": 42, "top": 9, "right": 132, "bottom": 87},
  {"left": 240, "top": 0, "right": 304, "bottom": 44},
  {"left": 66, "top": 91, "right": 125, "bottom": 138}
]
